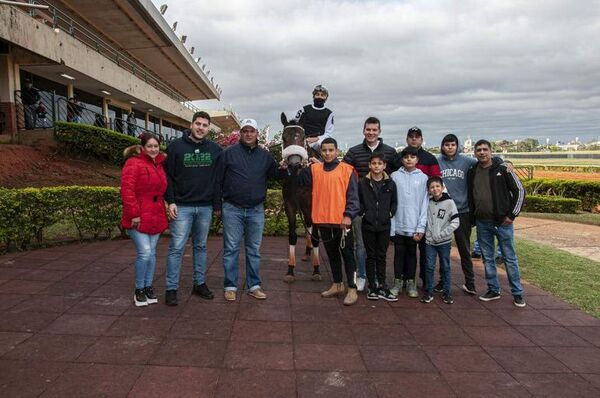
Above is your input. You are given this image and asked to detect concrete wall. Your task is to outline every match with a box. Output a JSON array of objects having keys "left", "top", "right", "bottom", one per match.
[{"left": 0, "top": 6, "right": 193, "bottom": 123}]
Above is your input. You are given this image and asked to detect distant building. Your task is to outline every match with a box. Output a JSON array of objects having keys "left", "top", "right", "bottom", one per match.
[{"left": 0, "top": 0, "right": 239, "bottom": 141}]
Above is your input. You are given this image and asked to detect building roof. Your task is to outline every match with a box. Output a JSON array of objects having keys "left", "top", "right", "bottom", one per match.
[{"left": 53, "top": 0, "right": 219, "bottom": 101}]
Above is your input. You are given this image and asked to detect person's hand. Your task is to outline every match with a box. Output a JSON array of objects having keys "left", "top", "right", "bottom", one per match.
[
  {"left": 413, "top": 232, "right": 423, "bottom": 242},
  {"left": 306, "top": 137, "right": 319, "bottom": 144},
  {"left": 213, "top": 209, "right": 222, "bottom": 218},
  {"left": 502, "top": 216, "right": 514, "bottom": 225},
  {"left": 309, "top": 157, "right": 322, "bottom": 164},
  {"left": 279, "top": 160, "right": 288, "bottom": 169},
  {"left": 131, "top": 217, "right": 140, "bottom": 228},
  {"left": 341, "top": 216, "right": 352, "bottom": 228},
  {"left": 168, "top": 204, "right": 178, "bottom": 220},
  {"left": 504, "top": 162, "right": 514, "bottom": 173}
]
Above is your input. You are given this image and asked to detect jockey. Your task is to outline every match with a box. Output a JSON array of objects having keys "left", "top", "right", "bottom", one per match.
[{"left": 293, "top": 84, "right": 334, "bottom": 151}]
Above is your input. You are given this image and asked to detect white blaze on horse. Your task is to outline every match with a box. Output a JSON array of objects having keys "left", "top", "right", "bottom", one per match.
[{"left": 280, "top": 112, "right": 321, "bottom": 283}]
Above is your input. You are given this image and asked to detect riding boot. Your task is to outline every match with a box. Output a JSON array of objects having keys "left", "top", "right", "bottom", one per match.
[
  {"left": 321, "top": 282, "right": 345, "bottom": 298},
  {"left": 283, "top": 266, "right": 295, "bottom": 283}
]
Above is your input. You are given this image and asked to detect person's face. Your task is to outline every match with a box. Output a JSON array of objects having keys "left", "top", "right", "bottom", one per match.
[
  {"left": 190, "top": 117, "right": 210, "bottom": 140},
  {"left": 428, "top": 181, "right": 444, "bottom": 198},
  {"left": 363, "top": 123, "right": 381, "bottom": 145},
  {"left": 143, "top": 138, "right": 160, "bottom": 159},
  {"left": 368, "top": 158, "right": 386, "bottom": 175},
  {"left": 320, "top": 143, "right": 338, "bottom": 162},
  {"left": 240, "top": 126, "right": 258, "bottom": 146},
  {"left": 406, "top": 133, "right": 423, "bottom": 148},
  {"left": 475, "top": 144, "right": 492, "bottom": 163},
  {"left": 402, "top": 154, "right": 418, "bottom": 169},
  {"left": 313, "top": 91, "right": 328, "bottom": 101},
  {"left": 443, "top": 141, "right": 457, "bottom": 157}
]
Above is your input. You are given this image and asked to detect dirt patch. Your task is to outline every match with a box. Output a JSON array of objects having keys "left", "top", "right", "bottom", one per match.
[
  {"left": 533, "top": 170, "right": 600, "bottom": 181},
  {"left": 0, "top": 144, "right": 120, "bottom": 188}
]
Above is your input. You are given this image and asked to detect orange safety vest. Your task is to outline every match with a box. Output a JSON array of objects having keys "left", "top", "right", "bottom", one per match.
[{"left": 311, "top": 162, "right": 355, "bottom": 224}]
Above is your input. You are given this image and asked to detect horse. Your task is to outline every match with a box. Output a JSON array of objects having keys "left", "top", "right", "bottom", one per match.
[{"left": 280, "top": 112, "right": 321, "bottom": 283}]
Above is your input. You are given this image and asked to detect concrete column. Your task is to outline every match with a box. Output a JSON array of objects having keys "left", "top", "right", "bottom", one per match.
[
  {"left": 144, "top": 112, "right": 149, "bottom": 129},
  {"left": 101, "top": 98, "right": 108, "bottom": 125},
  {"left": 66, "top": 83, "right": 74, "bottom": 98},
  {"left": 158, "top": 117, "right": 163, "bottom": 135},
  {"left": 0, "top": 54, "right": 18, "bottom": 137}
]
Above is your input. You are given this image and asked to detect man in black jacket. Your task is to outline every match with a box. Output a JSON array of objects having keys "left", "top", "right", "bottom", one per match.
[
  {"left": 214, "top": 118, "right": 284, "bottom": 302},
  {"left": 294, "top": 84, "right": 334, "bottom": 151},
  {"left": 21, "top": 78, "right": 40, "bottom": 129},
  {"left": 343, "top": 117, "right": 398, "bottom": 291},
  {"left": 164, "top": 111, "right": 223, "bottom": 306},
  {"left": 467, "top": 139, "right": 526, "bottom": 308}
]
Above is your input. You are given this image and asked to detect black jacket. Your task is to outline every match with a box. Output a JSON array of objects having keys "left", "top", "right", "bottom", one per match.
[
  {"left": 343, "top": 139, "right": 398, "bottom": 178},
  {"left": 358, "top": 172, "right": 398, "bottom": 232},
  {"left": 164, "top": 133, "right": 222, "bottom": 206},
  {"left": 467, "top": 158, "right": 525, "bottom": 225}
]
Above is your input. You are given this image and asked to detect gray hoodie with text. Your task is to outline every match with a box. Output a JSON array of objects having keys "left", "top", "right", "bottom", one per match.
[{"left": 425, "top": 193, "right": 460, "bottom": 246}]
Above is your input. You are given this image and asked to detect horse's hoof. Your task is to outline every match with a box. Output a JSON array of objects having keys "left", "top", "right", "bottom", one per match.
[
  {"left": 311, "top": 273, "right": 322, "bottom": 281},
  {"left": 283, "top": 274, "right": 295, "bottom": 284},
  {"left": 301, "top": 255, "right": 310, "bottom": 262}
]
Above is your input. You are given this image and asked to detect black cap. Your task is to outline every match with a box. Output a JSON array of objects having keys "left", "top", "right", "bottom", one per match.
[
  {"left": 407, "top": 126, "right": 422, "bottom": 137},
  {"left": 400, "top": 146, "right": 419, "bottom": 157}
]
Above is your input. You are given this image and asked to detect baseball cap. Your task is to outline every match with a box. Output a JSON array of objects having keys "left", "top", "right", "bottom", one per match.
[
  {"left": 240, "top": 118, "right": 258, "bottom": 131},
  {"left": 407, "top": 126, "right": 422, "bottom": 137}
]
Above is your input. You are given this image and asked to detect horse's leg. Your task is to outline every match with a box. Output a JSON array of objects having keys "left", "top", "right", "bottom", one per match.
[{"left": 283, "top": 192, "right": 297, "bottom": 283}]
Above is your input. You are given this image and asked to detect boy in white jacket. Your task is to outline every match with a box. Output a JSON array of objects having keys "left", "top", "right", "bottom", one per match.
[
  {"left": 390, "top": 146, "right": 428, "bottom": 298},
  {"left": 421, "top": 176, "right": 460, "bottom": 304}
]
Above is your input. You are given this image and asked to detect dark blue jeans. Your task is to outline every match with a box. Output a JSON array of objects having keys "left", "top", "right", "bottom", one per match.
[{"left": 425, "top": 242, "right": 451, "bottom": 295}]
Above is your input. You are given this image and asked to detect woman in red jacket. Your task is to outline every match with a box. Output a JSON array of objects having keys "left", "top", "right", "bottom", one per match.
[{"left": 121, "top": 133, "right": 168, "bottom": 306}]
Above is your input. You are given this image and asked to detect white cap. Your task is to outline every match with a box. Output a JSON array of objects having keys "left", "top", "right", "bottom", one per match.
[{"left": 240, "top": 118, "right": 258, "bottom": 130}]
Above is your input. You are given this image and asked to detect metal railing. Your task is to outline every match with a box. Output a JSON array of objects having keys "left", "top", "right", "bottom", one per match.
[
  {"left": 15, "top": 89, "right": 166, "bottom": 142},
  {"left": 19, "top": 0, "right": 205, "bottom": 113},
  {"left": 513, "top": 166, "right": 534, "bottom": 180}
]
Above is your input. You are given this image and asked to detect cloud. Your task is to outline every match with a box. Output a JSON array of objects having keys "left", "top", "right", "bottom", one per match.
[{"left": 156, "top": 0, "right": 600, "bottom": 146}]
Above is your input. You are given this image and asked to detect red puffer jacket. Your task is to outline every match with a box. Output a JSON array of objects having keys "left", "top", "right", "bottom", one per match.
[{"left": 120, "top": 150, "right": 168, "bottom": 234}]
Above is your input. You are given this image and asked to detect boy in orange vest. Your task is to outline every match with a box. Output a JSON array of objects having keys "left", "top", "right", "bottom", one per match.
[{"left": 301, "top": 137, "right": 360, "bottom": 305}]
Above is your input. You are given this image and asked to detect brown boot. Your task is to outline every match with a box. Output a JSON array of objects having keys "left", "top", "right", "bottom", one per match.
[
  {"left": 343, "top": 288, "right": 358, "bottom": 306},
  {"left": 321, "top": 282, "right": 345, "bottom": 298}
]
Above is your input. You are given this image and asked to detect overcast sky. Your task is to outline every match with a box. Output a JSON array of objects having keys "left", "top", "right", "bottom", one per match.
[{"left": 154, "top": 0, "right": 600, "bottom": 148}]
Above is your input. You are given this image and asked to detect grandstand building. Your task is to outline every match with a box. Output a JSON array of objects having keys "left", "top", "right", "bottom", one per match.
[{"left": 0, "top": 0, "right": 239, "bottom": 141}]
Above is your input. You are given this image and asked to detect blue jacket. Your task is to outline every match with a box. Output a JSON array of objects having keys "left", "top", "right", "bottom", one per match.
[
  {"left": 390, "top": 167, "right": 429, "bottom": 236},
  {"left": 214, "top": 142, "right": 283, "bottom": 209}
]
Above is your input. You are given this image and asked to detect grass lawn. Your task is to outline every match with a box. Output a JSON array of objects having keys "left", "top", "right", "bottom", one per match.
[
  {"left": 521, "top": 212, "right": 600, "bottom": 227},
  {"left": 515, "top": 237, "right": 600, "bottom": 318}
]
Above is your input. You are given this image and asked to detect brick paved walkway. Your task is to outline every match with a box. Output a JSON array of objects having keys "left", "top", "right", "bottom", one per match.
[{"left": 0, "top": 236, "right": 599, "bottom": 397}]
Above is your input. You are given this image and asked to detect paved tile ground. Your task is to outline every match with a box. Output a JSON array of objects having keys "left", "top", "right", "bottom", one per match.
[{"left": 0, "top": 236, "right": 599, "bottom": 397}]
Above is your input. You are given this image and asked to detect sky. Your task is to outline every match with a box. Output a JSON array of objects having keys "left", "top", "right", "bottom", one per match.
[{"left": 153, "top": 0, "right": 600, "bottom": 148}]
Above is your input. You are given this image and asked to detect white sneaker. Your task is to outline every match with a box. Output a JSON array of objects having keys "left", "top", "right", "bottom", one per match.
[
  {"left": 389, "top": 279, "right": 403, "bottom": 297},
  {"left": 356, "top": 277, "right": 366, "bottom": 292}
]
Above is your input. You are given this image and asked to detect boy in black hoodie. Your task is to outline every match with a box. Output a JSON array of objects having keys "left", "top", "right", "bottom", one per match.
[{"left": 358, "top": 153, "right": 398, "bottom": 301}]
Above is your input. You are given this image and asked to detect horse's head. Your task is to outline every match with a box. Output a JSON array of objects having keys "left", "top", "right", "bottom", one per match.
[{"left": 281, "top": 112, "right": 308, "bottom": 170}]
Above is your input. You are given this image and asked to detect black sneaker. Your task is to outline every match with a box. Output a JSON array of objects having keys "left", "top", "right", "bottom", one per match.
[
  {"left": 433, "top": 281, "right": 444, "bottom": 293},
  {"left": 192, "top": 283, "right": 214, "bottom": 300},
  {"left": 377, "top": 288, "right": 398, "bottom": 302},
  {"left": 420, "top": 293, "right": 433, "bottom": 303},
  {"left": 513, "top": 295, "right": 526, "bottom": 308},
  {"left": 165, "top": 289, "right": 178, "bottom": 306},
  {"left": 471, "top": 252, "right": 482, "bottom": 259},
  {"left": 461, "top": 283, "right": 477, "bottom": 295},
  {"left": 144, "top": 286, "right": 158, "bottom": 304},
  {"left": 479, "top": 290, "right": 501, "bottom": 302},
  {"left": 134, "top": 289, "right": 148, "bottom": 307},
  {"left": 442, "top": 294, "right": 454, "bottom": 304},
  {"left": 366, "top": 288, "right": 379, "bottom": 300}
]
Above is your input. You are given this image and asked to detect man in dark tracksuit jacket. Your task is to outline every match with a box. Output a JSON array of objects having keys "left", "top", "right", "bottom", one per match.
[
  {"left": 467, "top": 139, "right": 526, "bottom": 308},
  {"left": 343, "top": 116, "right": 398, "bottom": 291},
  {"left": 214, "top": 118, "right": 284, "bottom": 302},
  {"left": 164, "top": 111, "right": 222, "bottom": 306}
]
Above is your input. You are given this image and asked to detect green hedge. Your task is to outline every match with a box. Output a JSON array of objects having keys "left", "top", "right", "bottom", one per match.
[
  {"left": 522, "top": 179, "right": 600, "bottom": 211},
  {"left": 0, "top": 187, "right": 292, "bottom": 252},
  {"left": 54, "top": 121, "right": 141, "bottom": 166},
  {"left": 0, "top": 186, "right": 121, "bottom": 251},
  {"left": 523, "top": 195, "right": 581, "bottom": 214}
]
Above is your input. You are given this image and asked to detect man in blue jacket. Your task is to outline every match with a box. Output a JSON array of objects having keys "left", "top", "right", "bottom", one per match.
[
  {"left": 214, "top": 119, "right": 284, "bottom": 301},
  {"left": 164, "top": 111, "right": 222, "bottom": 306}
]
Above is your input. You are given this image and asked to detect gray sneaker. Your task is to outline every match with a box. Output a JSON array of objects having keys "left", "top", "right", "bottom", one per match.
[
  {"left": 390, "top": 278, "right": 403, "bottom": 297},
  {"left": 406, "top": 279, "right": 418, "bottom": 298}
]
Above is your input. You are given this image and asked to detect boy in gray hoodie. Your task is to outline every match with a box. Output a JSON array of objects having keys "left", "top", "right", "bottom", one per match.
[{"left": 421, "top": 176, "right": 460, "bottom": 304}]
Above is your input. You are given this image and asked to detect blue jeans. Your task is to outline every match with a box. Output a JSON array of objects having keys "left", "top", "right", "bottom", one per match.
[
  {"left": 476, "top": 221, "right": 524, "bottom": 296},
  {"left": 425, "top": 243, "right": 451, "bottom": 295},
  {"left": 222, "top": 202, "right": 265, "bottom": 292},
  {"left": 473, "top": 239, "right": 503, "bottom": 258},
  {"left": 128, "top": 229, "right": 160, "bottom": 289},
  {"left": 165, "top": 205, "right": 213, "bottom": 290},
  {"left": 352, "top": 216, "right": 366, "bottom": 279}
]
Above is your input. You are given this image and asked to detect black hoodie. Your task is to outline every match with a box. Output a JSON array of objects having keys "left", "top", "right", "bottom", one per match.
[
  {"left": 164, "top": 132, "right": 222, "bottom": 206},
  {"left": 358, "top": 172, "right": 398, "bottom": 232}
]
